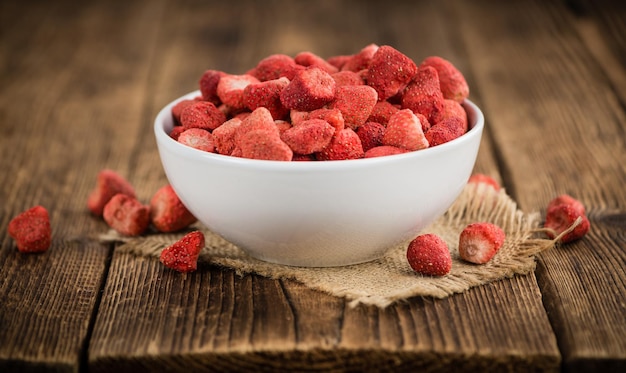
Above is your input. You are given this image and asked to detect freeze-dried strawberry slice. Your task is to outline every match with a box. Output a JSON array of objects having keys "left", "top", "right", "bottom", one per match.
[{"left": 160, "top": 231, "right": 205, "bottom": 273}]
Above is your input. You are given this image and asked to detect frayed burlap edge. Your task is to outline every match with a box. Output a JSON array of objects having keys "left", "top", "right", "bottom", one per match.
[{"left": 101, "top": 183, "right": 574, "bottom": 308}]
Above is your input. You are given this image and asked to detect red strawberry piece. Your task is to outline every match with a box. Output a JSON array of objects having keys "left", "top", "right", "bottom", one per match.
[
  {"left": 330, "top": 85, "right": 378, "bottom": 129},
  {"left": 87, "top": 169, "right": 136, "bottom": 216},
  {"left": 439, "top": 99, "right": 468, "bottom": 132},
  {"left": 406, "top": 233, "right": 452, "bottom": 276},
  {"left": 251, "top": 54, "right": 304, "bottom": 81},
  {"left": 364, "top": 145, "right": 409, "bottom": 158},
  {"left": 365, "top": 45, "right": 418, "bottom": 101},
  {"left": 212, "top": 118, "right": 242, "bottom": 155},
  {"left": 160, "top": 231, "right": 205, "bottom": 273},
  {"left": 169, "top": 125, "right": 185, "bottom": 140},
  {"left": 242, "top": 77, "right": 290, "bottom": 120},
  {"left": 234, "top": 107, "right": 280, "bottom": 146},
  {"left": 356, "top": 121, "right": 385, "bottom": 152},
  {"left": 8, "top": 205, "right": 51, "bottom": 253},
  {"left": 150, "top": 185, "right": 197, "bottom": 233},
  {"left": 198, "top": 69, "right": 225, "bottom": 105},
  {"left": 171, "top": 99, "right": 196, "bottom": 125},
  {"left": 274, "top": 120, "right": 292, "bottom": 136},
  {"left": 102, "top": 194, "right": 150, "bottom": 236},
  {"left": 295, "top": 51, "right": 339, "bottom": 74},
  {"left": 280, "top": 67, "right": 337, "bottom": 111},
  {"left": 289, "top": 109, "right": 310, "bottom": 126},
  {"left": 315, "top": 128, "right": 364, "bottom": 161},
  {"left": 331, "top": 70, "right": 364, "bottom": 87},
  {"left": 382, "top": 109, "right": 429, "bottom": 151},
  {"left": 177, "top": 128, "right": 215, "bottom": 153},
  {"left": 341, "top": 43, "right": 379, "bottom": 72},
  {"left": 180, "top": 101, "right": 226, "bottom": 131},
  {"left": 459, "top": 222, "right": 506, "bottom": 264},
  {"left": 281, "top": 118, "right": 335, "bottom": 155},
  {"left": 326, "top": 54, "right": 352, "bottom": 70},
  {"left": 544, "top": 203, "right": 590, "bottom": 243},
  {"left": 308, "top": 108, "right": 345, "bottom": 133},
  {"left": 367, "top": 100, "right": 400, "bottom": 126},
  {"left": 547, "top": 194, "right": 586, "bottom": 216},
  {"left": 216, "top": 74, "right": 261, "bottom": 110},
  {"left": 239, "top": 129, "right": 293, "bottom": 161},
  {"left": 401, "top": 65, "right": 445, "bottom": 124},
  {"left": 424, "top": 116, "right": 466, "bottom": 146},
  {"left": 420, "top": 56, "right": 469, "bottom": 103},
  {"left": 468, "top": 174, "right": 501, "bottom": 191}
]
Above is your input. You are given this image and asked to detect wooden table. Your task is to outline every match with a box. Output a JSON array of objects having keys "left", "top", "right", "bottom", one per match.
[{"left": 1, "top": 0, "right": 624, "bottom": 371}]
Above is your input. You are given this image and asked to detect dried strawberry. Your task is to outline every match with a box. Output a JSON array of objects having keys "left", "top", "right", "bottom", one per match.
[
  {"left": 382, "top": 109, "right": 429, "bottom": 151},
  {"left": 468, "top": 174, "right": 501, "bottom": 191},
  {"left": 251, "top": 54, "right": 304, "bottom": 81},
  {"left": 330, "top": 85, "right": 378, "bottom": 129},
  {"left": 243, "top": 77, "right": 290, "bottom": 120},
  {"left": 280, "top": 67, "right": 337, "bottom": 111},
  {"left": 295, "top": 51, "right": 339, "bottom": 74},
  {"left": 341, "top": 43, "right": 379, "bottom": 72},
  {"left": 356, "top": 121, "right": 385, "bottom": 152},
  {"left": 364, "top": 145, "right": 409, "bottom": 158},
  {"left": 217, "top": 74, "right": 260, "bottom": 110},
  {"left": 458, "top": 222, "right": 506, "bottom": 264},
  {"left": 102, "top": 194, "right": 150, "bottom": 236},
  {"left": 198, "top": 69, "right": 225, "bottom": 105},
  {"left": 8, "top": 205, "right": 52, "bottom": 253},
  {"left": 547, "top": 194, "right": 586, "bottom": 216},
  {"left": 424, "top": 116, "right": 466, "bottom": 146},
  {"left": 239, "top": 129, "right": 293, "bottom": 161},
  {"left": 367, "top": 101, "right": 400, "bottom": 126},
  {"left": 331, "top": 70, "right": 364, "bottom": 87},
  {"left": 281, "top": 119, "right": 335, "bottom": 155},
  {"left": 150, "top": 185, "right": 197, "bottom": 233},
  {"left": 160, "top": 231, "right": 205, "bottom": 273},
  {"left": 401, "top": 65, "right": 445, "bottom": 124},
  {"left": 406, "top": 233, "right": 452, "bottom": 276},
  {"left": 315, "top": 128, "right": 364, "bottom": 161},
  {"left": 177, "top": 128, "right": 215, "bottom": 153},
  {"left": 544, "top": 202, "right": 590, "bottom": 243},
  {"left": 87, "top": 169, "right": 136, "bottom": 216},
  {"left": 365, "top": 45, "right": 418, "bottom": 101},
  {"left": 420, "top": 56, "right": 469, "bottom": 103},
  {"left": 212, "top": 118, "right": 242, "bottom": 155},
  {"left": 180, "top": 101, "right": 226, "bottom": 131}
]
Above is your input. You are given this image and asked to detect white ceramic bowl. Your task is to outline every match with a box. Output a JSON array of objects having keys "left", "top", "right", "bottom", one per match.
[{"left": 154, "top": 91, "right": 484, "bottom": 267}]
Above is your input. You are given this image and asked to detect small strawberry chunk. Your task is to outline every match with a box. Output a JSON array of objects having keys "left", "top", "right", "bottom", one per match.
[
  {"left": 327, "top": 54, "right": 352, "bottom": 70},
  {"left": 356, "top": 121, "right": 385, "bottom": 152},
  {"left": 8, "top": 205, "right": 51, "bottom": 253},
  {"left": 235, "top": 107, "right": 280, "bottom": 146},
  {"left": 217, "top": 74, "right": 260, "bottom": 110},
  {"left": 406, "top": 234, "right": 452, "bottom": 276},
  {"left": 180, "top": 101, "right": 226, "bottom": 131},
  {"left": 102, "top": 194, "right": 150, "bottom": 236},
  {"left": 424, "top": 116, "right": 466, "bottom": 146},
  {"left": 547, "top": 194, "right": 586, "bottom": 216},
  {"left": 382, "top": 109, "right": 429, "bottom": 151},
  {"left": 440, "top": 99, "right": 468, "bottom": 132},
  {"left": 315, "top": 128, "right": 364, "bottom": 161},
  {"left": 280, "top": 67, "right": 337, "bottom": 111},
  {"left": 364, "top": 145, "right": 409, "bottom": 158},
  {"left": 459, "top": 222, "right": 506, "bottom": 264},
  {"left": 198, "top": 69, "right": 225, "bottom": 105},
  {"left": 331, "top": 70, "right": 364, "bottom": 87},
  {"left": 341, "top": 43, "right": 379, "bottom": 72},
  {"left": 169, "top": 126, "right": 185, "bottom": 140},
  {"left": 239, "top": 129, "right": 293, "bottom": 161},
  {"left": 308, "top": 108, "right": 345, "bottom": 133},
  {"left": 420, "top": 56, "right": 469, "bottom": 103},
  {"left": 243, "top": 77, "right": 290, "bottom": 120},
  {"left": 468, "top": 174, "right": 501, "bottom": 191},
  {"left": 171, "top": 99, "right": 196, "bottom": 125},
  {"left": 160, "top": 231, "right": 205, "bottom": 273},
  {"left": 177, "top": 128, "right": 215, "bottom": 153},
  {"left": 251, "top": 54, "right": 304, "bottom": 81},
  {"left": 150, "top": 185, "right": 197, "bottom": 233},
  {"left": 281, "top": 119, "right": 335, "bottom": 155},
  {"left": 544, "top": 201, "right": 590, "bottom": 243},
  {"left": 365, "top": 45, "right": 418, "bottom": 101},
  {"left": 87, "top": 169, "right": 136, "bottom": 216},
  {"left": 401, "top": 65, "right": 445, "bottom": 124},
  {"left": 212, "top": 118, "right": 242, "bottom": 155},
  {"left": 295, "top": 51, "right": 339, "bottom": 74},
  {"left": 367, "top": 101, "right": 400, "bottom": 126},
  {"left": 330, "top": 85, "right": 378, "bottom": 129}
]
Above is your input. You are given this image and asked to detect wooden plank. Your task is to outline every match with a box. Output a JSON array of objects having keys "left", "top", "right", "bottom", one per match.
[
  {"left": 0, "top": 0, "right": 168, "bottom": 371},
  {"left": 455, "top": 0, "right": 626, "bottom": 371},
  {"left": 88, "top": 0, "right": 561, "bottom": 371}
]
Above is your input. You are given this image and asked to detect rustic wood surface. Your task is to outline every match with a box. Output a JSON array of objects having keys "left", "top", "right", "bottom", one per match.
[{"left": 1, "top": 0, "right": 624, "bottom": 372}]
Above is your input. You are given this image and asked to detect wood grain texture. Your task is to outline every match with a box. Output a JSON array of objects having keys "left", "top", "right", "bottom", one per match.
[{"left": 455, "top": 0, "right": 626, "bottom": 371}]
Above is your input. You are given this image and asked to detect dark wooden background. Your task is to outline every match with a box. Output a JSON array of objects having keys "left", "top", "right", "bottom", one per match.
[{"left": 1, "top": 0, "right": 624, "bottom": 372}]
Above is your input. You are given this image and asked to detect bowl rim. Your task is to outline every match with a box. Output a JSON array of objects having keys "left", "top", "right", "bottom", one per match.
[{"left": 154, "top": 90, "right": 484, "bottom": 171}]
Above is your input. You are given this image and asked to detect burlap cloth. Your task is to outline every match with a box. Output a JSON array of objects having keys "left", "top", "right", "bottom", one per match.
[{"left": 102, "top": 183, "right": 570, "bottom": 308}]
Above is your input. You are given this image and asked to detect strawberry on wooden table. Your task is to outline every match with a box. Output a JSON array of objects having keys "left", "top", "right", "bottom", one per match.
[
  {"left": 458, "top": 222, "right": 506, "bottom": 264},
  {"left": 8, "top": 205, "right": 52, "bottom": 253},
  {"left": 160, "top": 231, "right": 205, "bottom": 273}
]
